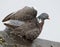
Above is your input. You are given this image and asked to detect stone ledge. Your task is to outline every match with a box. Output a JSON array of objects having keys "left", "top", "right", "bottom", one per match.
[{"left": 0, "top": 31, "right": 60, "bottom": 47}]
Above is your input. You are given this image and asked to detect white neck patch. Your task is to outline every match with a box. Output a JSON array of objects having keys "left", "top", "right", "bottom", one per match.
[{"left": 36, "top": 17, "right": 42, "bottom": 23}]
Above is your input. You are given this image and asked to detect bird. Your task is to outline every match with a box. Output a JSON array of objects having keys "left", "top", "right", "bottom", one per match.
[
  {"left": 4, "top": 13, "right": 50, "bottom": 41},
  {"left": 3, "top": 6, "right": 37, "bottom": 36},
  {"left": 2, "top": 6, "right": 37, "bottom": 22}
]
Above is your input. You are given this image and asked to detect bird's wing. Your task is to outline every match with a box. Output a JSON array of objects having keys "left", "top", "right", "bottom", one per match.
[
  {"left": 4, "top": 23, "right": 19, "bottom": 30},
  {"left": 9, "top": 20, "right": 25, "bottom": 26},
  {"left": 2, "top": 6, "right": 37, "bottom": 22},
  {"left": 10, "top": 18, "right": 39, "bottom": 32},
  {"left": 2, "top": 12, "right": 15, "bottom": 22},
  {"left": 5, "top": 18, "right": 40, "bottom": 40}
]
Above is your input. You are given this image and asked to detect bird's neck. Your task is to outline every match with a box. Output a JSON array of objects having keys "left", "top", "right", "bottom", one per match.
[{"left": 39, "top": 20, "right": 44, "bottom": 31}]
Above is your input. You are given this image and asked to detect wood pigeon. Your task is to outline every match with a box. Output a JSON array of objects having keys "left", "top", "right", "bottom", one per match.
[{"left": 4, "top": 13, "right": 49, "bottom": 41}]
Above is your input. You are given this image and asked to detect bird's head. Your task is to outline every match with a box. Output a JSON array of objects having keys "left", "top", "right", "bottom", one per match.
[{"left": 38, "top": 13, "right": 49, "bottom": 21}]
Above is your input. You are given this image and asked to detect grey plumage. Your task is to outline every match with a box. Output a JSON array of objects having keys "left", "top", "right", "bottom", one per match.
[
  {"left": 3, "top": 6, "right": 37, "bottom": 37},
  {"left": 38, "top": 13, "right": 49, "bottom": 20},
  {"left": 4, "top": 13, "right": 49, "bottom": 41},
  {"left": 2, "top": 6, "right": 37, "bottom": 22},
  {"left": 3, "top": 6, "right": 49, "bottom": 41}
]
